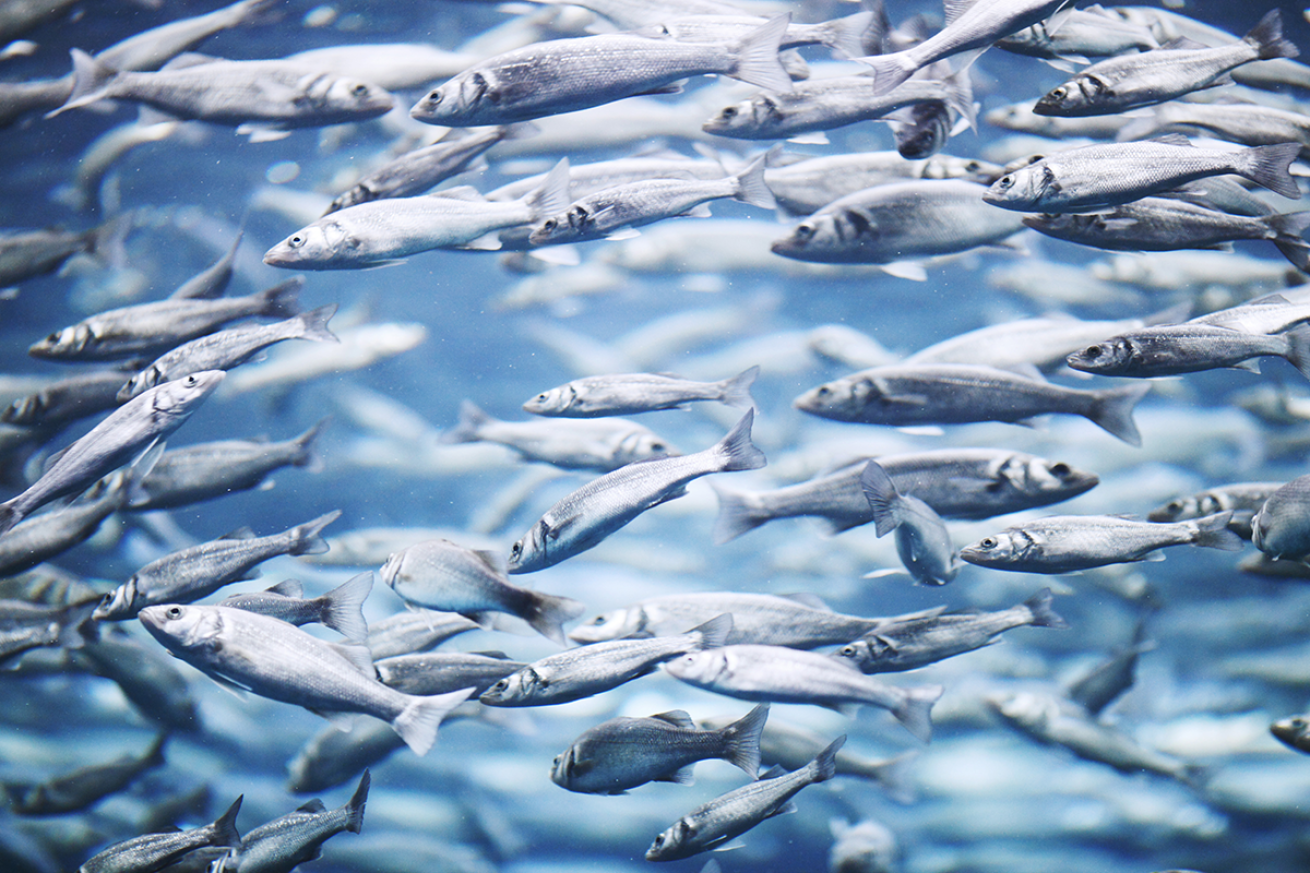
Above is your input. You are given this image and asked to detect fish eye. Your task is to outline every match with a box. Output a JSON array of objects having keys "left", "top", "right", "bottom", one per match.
[
  {"left": 46, "top": 332, "right": 60, "bottom": 343},
  {"left": 652, "top": 835, "right": 664, "bottom": 847},
  {"left": 589, "top": 615, "right": 606, "bottom": 625},
  {"left": 650, "top": 442, "right": 665, "bottom": 451},
  {"left": 794, "top": 223, "right": 815, "bottom": 242},
  {"left": 1050, "top": 463, "right": 1070, "bottom": 476},
  {"left": 996, "top": 175, "right": 1013, "bottom": 190},
  {"left": 840, "top": 645, "right": 856, "bottom": 657},
  {"left": 427, "top": 91, "right": 441, "bottom": 104},
  {"left": 510, "top": 542, "right": 522, "bottom": 559},
  {"left": 542, "top": 219, "right": 557, "bottom": 231},
  {"left": 979, "top": 537, "right": 997, "bottom": 549},
  {"left": 816, "top": 386, "right": 830, "bottom": 396},
  {"left": 99, "top": 592, "right": 114, "bottom": 606},
  {"left": 165, "top": 606, "right": 182, "bottom": 619},
  {"left": 1166, "top": 499, "right": 1184, "bottom": 512},
  {"left": 721, "top": 106, "right": 737, "bottom": 119},
  {"left": 184, "top": 375, "right": 197, "bottom": 386},
  {"left": 351, "top": 83, "right": 368, "bottom": 97},
  {"left": 490, "top": 679, "right": 507, "bottom": 692},
  {"left": 1082, "top": 345, "right": 1103, "bottom": 359},
  {"left": 288, "top": 235, "right": 304, "bottom": 248}
]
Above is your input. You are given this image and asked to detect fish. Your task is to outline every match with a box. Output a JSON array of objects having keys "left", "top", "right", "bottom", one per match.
[
  {"left": 665, "top": 644, "right": 942, "bottom": 742},
  {"left": 480, "top": 613, "right": 732, "bottom": 707},
  {"left": 0, "top": 367, "right": 129, "bottom": 429},
  {"left": 0, "top": 213, "right": 129, "bottom": 287},
  {"left": 860, "top": 459, "right": 961, "bottom": 586},
  {"left": 1064, "top": 320, "right": 1310, "bottom": 380},
  {"left": 94, "top": 509, "right": 341, "bottom": 621},
  {"left": 1252, "top": 474, "right": 1310, "bottom": 560},
  {"left": 8, "top": 733, "right": 166, "bottom": 815},
  {"left": 138, "top": 603, "right": 474, "bottom": 755},
  {"left": 0, "top": 371, "right": 225, "bottom": 534},
  {"left": 960, "top": 512, "right": 1244, "bottom": 573},
  {"left": 409, "top": 16, "right": 794, "bottom": 127},
  {"left": 380, "top": 537, "right": 584, "bottom": 644},
  {"left": 219, "top": 573, "right": 373, "bottom": 645},
  {"left": 78, "top": 794, "right": 243, "bottom": 873},
  {"left": 793, "top": 362, "right": 1152, "bottom": 445},
  {"left": 1148, "top": 482, "right": 1282, "bottom": 539},
  {"left": 221, "top": 771, "right": 368, "bottom": 873},
  {"left": 522, "top": 366, "right": 758, "bottom": 417},
  {"left": 834, "top": 588, "right": 1069, "bottom": 673},
  {"left": 375, "top": 650, "right": 526, "bottom": 697},
  {"left": 506, "top": 409, "right": 765, "bottom": 573},
  {"left": 645, "top": 735, "right": 845, "bottom": 861},
  {"left": 551, "top": 703, "right": 768, "bottom": 794}
]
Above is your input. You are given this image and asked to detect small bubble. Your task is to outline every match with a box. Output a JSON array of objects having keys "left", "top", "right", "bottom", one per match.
[{"left": 267, "top": 161, "right": 301, "bottom": 185}]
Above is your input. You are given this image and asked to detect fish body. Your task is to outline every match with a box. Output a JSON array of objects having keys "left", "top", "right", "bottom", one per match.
[
  {"left": 480, "top": 614, "right": 732, "bottom": 706},
  {"left": 771, "top": 179, "right": 1027, "bottom": 265},
  {"left": 375, "top": 651, "right": 526, "bottom": 697},
  {"left": 78, "top": 795, "right": 243, "bottom": 873},
  {"left": 0, "top": 368, "right": 127, "bottom": 429},
  {"left": 834, "top": 589, "right": 1068, "bottom": 673},
  {"left": 0, "top": 215, "right": 127, "bottom": 286},
  {"left": 1252, "top": 474, "right": 1310, "bottom": 560},
  {"left": 506, "top": 410, "right": 765, "bottom": 573},
  {"left": 1065, "top": 321, "right": 1310, "bottom": 380},
  {"left": 0, "top": 471, "right": 127, "bottom": 576},
  {"left": 0, "top": 371, "right": 224, "bottom": 534},
  {"left": 997, "top": 6, "right": 1160, "bottom": 60},
  {"left": 645, "top": 735, "right": 844, "bottom": 861},
  {"left": 225, "top": 772, "right": 368, "bottom": 873},
  {"left": 10, "top": 734, "right": 166, "bottom": 815},
  {"left": 1149, "top": 481, "right": 1281, "bottom": 539},
  {"left": 94, "top": 510, "right": 341, "bottom": 621},
  {"left": 380, "top": 537, "right": 584, "bottom": 644},
  {"left": 960, "top": 512, "right": 1243, "bottom": 573},
  {"left": 860, "top": 459, "right": 960, "bottom": 586},
  {"left": 665, "top": 644, "right": 941, "bottom": 741},
  {"left": 983, "top": 139, "right": 1302, "bottom": 213},
  {"left": 523, "top": 367, "right": 758, "bottom": 417},
  {"left": 365, "top": 609, "right": 481, "bottom": 660},
  {"left": 551, "top": 703, "right": 768, "bottom": 794},
  {"left": 410, "top": 17, "right": 794, "bottom": 127},
  {"left": 219, "top": 573, "right": 372, "bottom": 645},
  {"left": 138, "top": 604, "right": 472, "bottom": 755},
  {"left": 793, "top": 363, "right": 1151, "bottom": 445},
  {"left": 287, "top": 721, "right": 404, "bottom": 795}
]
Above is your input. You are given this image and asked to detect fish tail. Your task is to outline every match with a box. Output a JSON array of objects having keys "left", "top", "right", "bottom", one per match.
[
  {"left": 292, "top": 303, "right": 340, "bottom": 344},
  {"left": 0, "top": 501, "right": 21, "bottom": 536},
  {"left": 709, "top": 482, "right": 769, "bottom": 544},
  {"left": 893, "top": 684, "right": 942, "bottom": 743},
  {"left": 88, "top": 212, "right": 133, "bottom": 269},
  {"left": 256, "top": 276, "right": 306, "bottom": 319},
  {"left": 722, "top": 702, "right": 768, "bottom": 778},
  {"left": 941, "top": 67, "right": 977, "bottom": 133},
  {"left": 392, "top": 687, "right": 474, "bottom": 756},
  {"left": 859, "top": 460, "right": 902, "bottom": 538},
  {"left": 440, "top": 399, "right": 492, "bottom": 445},
  {"left": 1022, "top": 587, "right": 1069, "bottom": 629},
  {"left": 857, "top": 750, "right": 919, "bottom": 803},
  {"left": 713, "top": 408, "right": 767, "bottom": 472},
  {"left": 1087, "top": 382, "right": 1151, "bottom": 446},
  {"left": 1244, "top": 9, "right": 1299, "bottom": 61},
  {"left": 719, "top": 364, "right": 760, "bottom": 410},
  {"left": 211, "top": 795, "right": 244, "bottom": 848},
  {"left": 525, "top": 592, "right": 586, "bottom": 644},
  {"left": 819, "top": 10, "right": 876, "bottom": 59},
  {"left": 343, "top": 770, "right": 369, "bottom": 833},
  {"left": 527, "top": 157, "right": 571, "bottom": 221},
  {"left": 733, "top": 155, "right": 777, "bottom": 210},
  {"left": 858, "top": 51, "right": 914, "bottom": 96},
  {"left": 1192, "top": 511, "right": 1245, "bottom": 551},
  {"left": 291, "top": 417, "right": 329, "bottom": 469},
  {"left": 729, "top": 13, "right": 794, "bottom": 93},
  {"left": 808, "top": 734, "right": 847, "bottom": 783},
  {"left": 1282, "top": 322, "right": 1310, "bottom": 381},
  {"left": 1273, "top": 238, "right": 1310, "bottom": 272},
  {"left": 287, "top": 509, "right": 342, "bottom": 556},
  {"left": 47, "top": 48, "right": 116, "bottom": 118},
  {"left": 689, "top": 613, "right": 733, "bottom": 649},
  {"left": 1237, "top": 142, "right": 1302, "bottom": 200},
  {"left": 319, "top": 571, "right": 372, "bottom": 644}
]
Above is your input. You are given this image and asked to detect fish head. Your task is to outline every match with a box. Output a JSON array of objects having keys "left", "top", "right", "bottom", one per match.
[
  {"left": 568, "top": 607, "right": 643, "bottom": 644},
  {"left": 379, "top": 551, "right": 406, "bottom": 592},
  {"left": 701, "top": 96, "right": 774, "bottom": 135},
  {"left": 1, "top": 389, "right": 48, "bottom": 425},
  {"left": 1251, "top": 504, "right": 1276, "bottom": 554},
  {"left": 663, "top": 649, "right": 726, "bottom": 686},
  {"left": 522, "top": 383, "right": 576, "bottom": 416},
  {"left": 1011, "top": 455, "right": 1099, "bottom": 501},
  {"left": 1033, "top": 75, "right": 1105, "bottom": 118},
  {"left": 263, "top": 221, "right": 344, "bottom": 268},
  {"left": 411, "top": 70, "right": 501, "bottom": 125},
  {"left": 770, "top": 215, "right": 830, "bottom": 261},
  {"left": 549, "top": 744, "right": 594, "bottom": 790},
  {"left": 959, "top": 530, "right": 1026, "bottom": 567},
  {"left": 29, "top": 323, "right": 94, "bottom": 359},
  {"left": 138, "top": 603, "right": 223, "bottom": 652},
  {"left": 983, "top": 163, "right": 1055, "bottom": 210},
  {"left": 1065, "top": 338, "right": 1134, "bottom": 375},
  {"left": 1148, "top": 493, "right": 1209, "bottom": 523},
  {"left": 528, "top": 206, "right": 587, "bottom": 246},
  {"left": 117, "top": 365, "right": 163, "bottom": 403},
  {"left": 150, "top": 371, "right": 225, "bottom": 419},
  {"left": 1272, "top": 715, "right": 1310, "bottom": 750},
  {"left": 506, "top": 522, "right": 547, "bottom": 574},
  {"left": 833, "top": 637, "right": 878, "bottom": 668},
  {"left": 772, "top": 210, "right": 876, "bottom": 263},
  {"left": 480, "top": 666, "right": 537, "bottom": 705},
  {"left": 793, "top": 377, "right": 862, "bottom": 420},
  {"left": 985, "top": 690, "right": 1056, "bottom": 729},
  {"left": 316, "top": 75, "right": 395, "bottom": 120},
  {"left": 646, "top": 819, "right": 693, "bottom": 862},
  {"left": 613, "top": 430, "right": 679, "bottom": 466}
]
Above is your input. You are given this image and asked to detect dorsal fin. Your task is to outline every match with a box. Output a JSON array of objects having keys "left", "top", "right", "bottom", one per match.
[{"left": 650, "top": 710, "right": 696, "bottom": 729}]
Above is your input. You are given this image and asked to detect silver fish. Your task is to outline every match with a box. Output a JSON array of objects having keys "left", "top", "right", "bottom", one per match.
[
  {"left": 1065, "top": 320, "right": 1310, "bottom": 380},
  {"left": 665, "top": 644, "right": 942, "bottom": 742},
  {"left": 287, "top": 721, "right": 404, "bottom": 795},
  {"left": 93, "top": 509, "right": 341, "bottom": 621},
  {"left": 982, "top": 138, "right": 1302, "bottom": 213},
  {"left": 0, "top": 471, "right": 128, "bottom": 577},
  {"left": 9, "top": 733, "right": 166, "bottom": 815},
  {"left": 138, "top": 604, "right": 473, "bottom": 755},
  {"left": 78, "top": 795, "right": 242, "bottom": 873},
  {"left": 551, "top": 703, "right": 768, "bottom": 794},
  {"left": 645, "top": 735, "right": 844, "bottom": 861},
  {"left": 996, "top": 5, "right": 1160, "bottom": 60},
  {"left": 1149, "top": 481, "right": 1281, "bottom": 539},
  {"left": 480, "top": 613, "right": 732, "bottom": 707},
  {"left": 1033, "top": 10, "right": 1298, "bottom": 117},
  {"left": 860, "top": 459, "right": 960, "bottom": 586},
  {"left": 375, "top": 650, "right": 526, "bottom": 697},
  {"left": 1, "top": 368, "right": 128, "bottom": 429},
  {"left": 0, "top": 371, "right": 225, "bottom": 534},
  {"left": 224, "top": 771, "right": 368, "bottom": 873},
  {"left": 29, "top": 280, "right": 303, "bottom": 362},
  {"left": 116, "top": 304, "right": 339, "bottom": 401},
  {"left": 960, "top": 512, "right": 1243, "bottom": 573},
  {"left": 219, "top": 573, "right": 372, "bottom": 645},
  {"left": 364, "top": 609, "right": 481, "bottom": 661},
  {"left": 506, "top": 409, "right": 766, "bottom": 573},
  {"left": 1252, "top": 474, "right": 1310, "bottom": 560},
  {"left": 834, "top": 589, "right": 1068, "bottom": 673},
  {"left": 523, "top": 366, "right": 758, "bottom": 417},
  {"left": 409, "top": 16, "right": 794, "bottom": 127},
  {"left": 1271, "top": 714, "right": 1310, "bottom": 754},
  {"left": 793, "top": 363, "right": 1151, "bottom": 445},
  {"left": 380, "top": 538, "right": 584, "bottom": 644},
  {"left": 0, "top": 213, "right": 128, "bottom": 286}
]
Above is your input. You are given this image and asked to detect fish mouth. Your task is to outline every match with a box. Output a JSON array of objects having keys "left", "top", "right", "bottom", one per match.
[{"left": 262, "top": 244, "right": 298, "bottom": 266}]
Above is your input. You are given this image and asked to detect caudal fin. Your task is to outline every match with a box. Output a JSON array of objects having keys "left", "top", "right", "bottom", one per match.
[
  {"left": 1237, "top": 142, "right": 1302, "bottom": 200},
  {"left": 730, "top": 14, "right": 794, "bottom": 93},
  {"left": 807, "top": 734, "right": 846, "bottom": 783},
  {"left": 818, "top": 10, "right": 876, "bottom": 59},
  {"left": 859, "top": 460, "right": 902, "bottom": 538},
  {"left": 393, "top": 687, "right": 475, "bottom": 756},
  {"left": 721, "top": 702, "right": 768, "bottom": 778},
  {"left": 713, "top": 409, "right": 767, "bottom": 472},
  {"left": 342, "top": 770, "right": 369, "bottom": 833},
  {"left": 47, "top": 48, "right": 116, "bottom": 118},
  {"left": 1191, "top": 511, "right": 1245, "bottom": 551},
  {"left": 710, "top": 482, "right": 769, "bottom": 544},
  {"left": 1244, "top": 9, "right": 1299, "bottom": 61},
  {"left": 287, "top": 509, "right": 342, "bottom": 556},
  {"left": 527, "top": 158, "right": 571, "bottom": 221},
  {"left": 319, "top": 571, "right": 372, "bottom": 644},
  {"left": 940, "top": 67, "right": 977, "bottom": 132},
  {"left": 441, "top": 399, "right": 494, "bottom": 445},
  {"left": 859, "top": 50, "right": 915, "bottom": 96},
  {"left": 1281, "top": 322, "right": 1310, "bottom": 381},
  {"left": 209, "top": 795, "right": 244, "bottom": 848},
  {"left": 892, "top": 684, "right": 942, "bottom": 743},
  {"left": 291, "top": 303, "right": 340, "bottom": 344},
  {"left": 256, "top": 276, "right": 306, "bottom": 320},
  {"left": 525, "top": 591, "right": 586, "bottom": 645},
  {"left": 718, "top": 365, "right": 761, "bottom": 410},
  {"left": 1022, "top": 587, "right": 1069, "bottom": 629},
  {"left": 732, "top": 156, "right": 777, "bottom": 211},
  {"left": 688, "top": 613, "right": 733, "bottom": 649},
  {"left": 1087, "top": 382, "right": 1152, "bottom": 446},
  {"left": 291, "top": 417, "right": 329, "bottom": 469}
]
